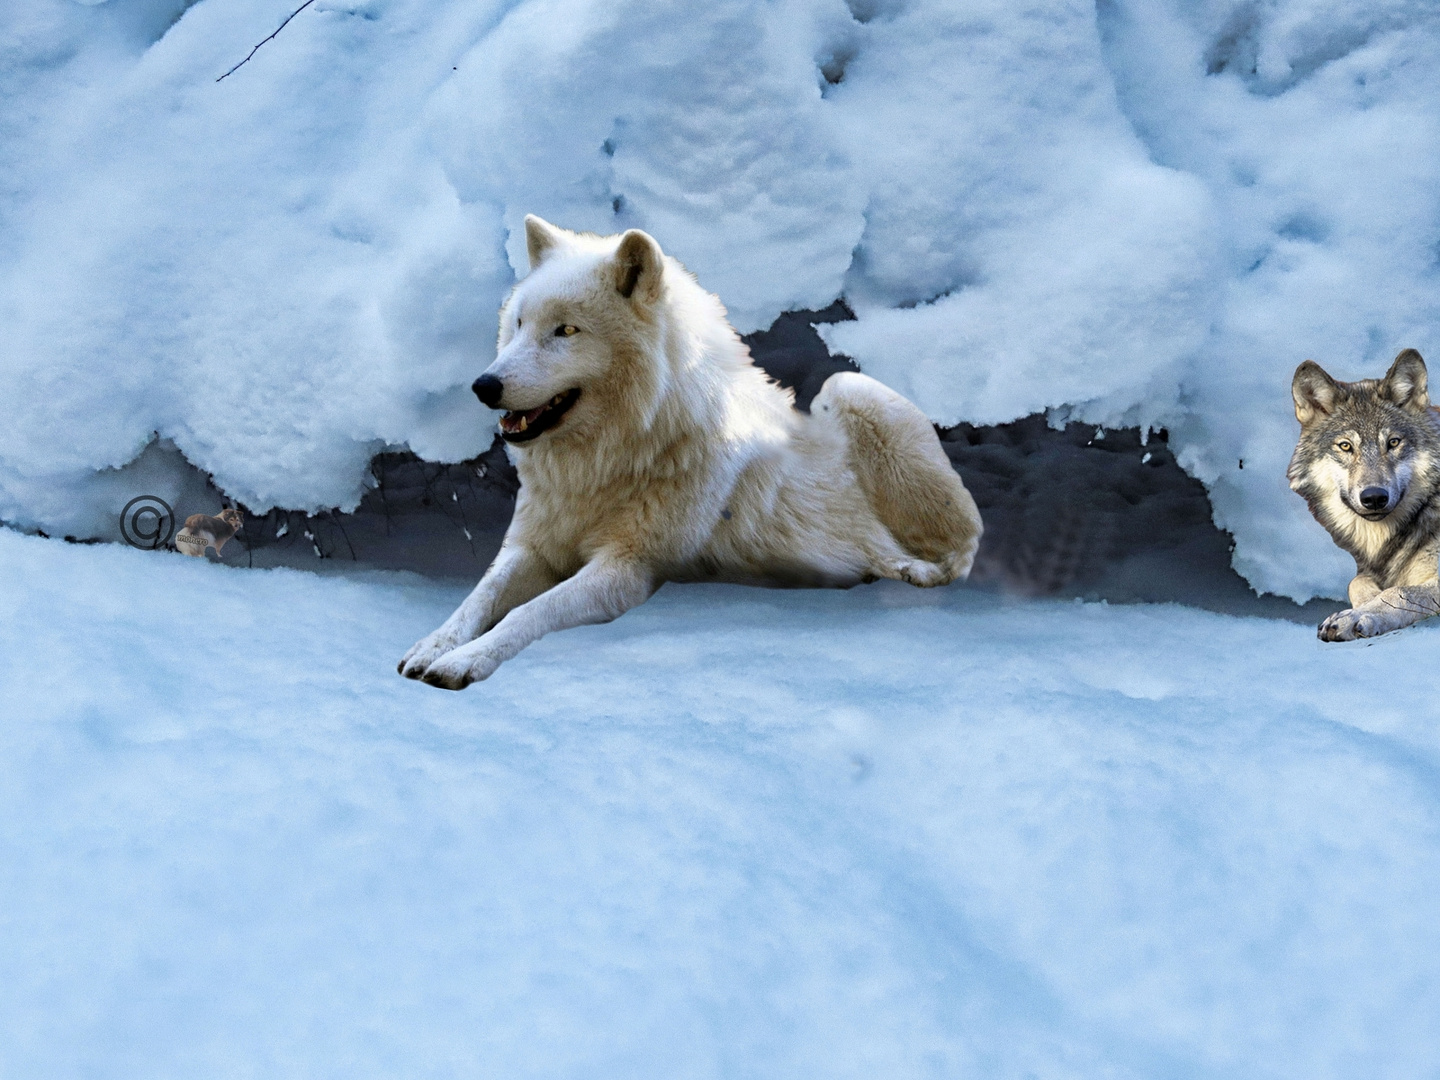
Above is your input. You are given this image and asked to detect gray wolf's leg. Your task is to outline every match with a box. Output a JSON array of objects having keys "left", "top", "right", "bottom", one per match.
[
  {"left": 421, "top": 558, "right": 656, "bottom": 690},
  {"left": 399, "top": 545, "right": 558, "bottom": 678},
  {"left": 813, "top": 372, "right": 982, "bottom": 584},
  {"left": 1348, "top": 574, "right": 1382, "bottom": 606},
  {"left": 1319, "top": 583, "right": 1440, "bottom": 641}
]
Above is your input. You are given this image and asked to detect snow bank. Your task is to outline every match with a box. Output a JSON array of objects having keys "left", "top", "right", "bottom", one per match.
[
  {"left": 2, "top": 528, "right": 1438, "bottom": 1076},
  {"left": 1, "top": 0, "right": 1438, "bottom": 599}
]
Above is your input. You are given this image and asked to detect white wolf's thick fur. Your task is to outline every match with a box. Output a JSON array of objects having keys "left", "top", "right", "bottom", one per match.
[{"left": 400, "top": 217, "right": 982, "bottom": 689}]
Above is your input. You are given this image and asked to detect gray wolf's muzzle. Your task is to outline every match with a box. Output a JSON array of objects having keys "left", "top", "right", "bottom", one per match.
[
  {"left": 1352, "top": 485, "right": 1404, "bottom": 519},
  {"left": 1359, "top": 486, "right": 1392, "bottom": 512}
]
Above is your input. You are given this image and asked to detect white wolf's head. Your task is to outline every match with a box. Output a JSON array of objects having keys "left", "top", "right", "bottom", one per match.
[{"left": 473, "top": 215, "right": 678, "bottom": 446}]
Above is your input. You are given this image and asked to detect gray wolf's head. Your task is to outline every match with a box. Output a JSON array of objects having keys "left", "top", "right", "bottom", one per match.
[
  {"left": 1288, "top": 349, "right": 1439, "bottom": 524},
  {"left": 473, "top": 215, "right": 676, "bottom": 445}
]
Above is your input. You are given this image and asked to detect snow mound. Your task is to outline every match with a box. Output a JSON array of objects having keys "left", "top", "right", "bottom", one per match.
[
  {"left": 2, "top": 0, "right": 1438, "bottom": 599},
  {"left": 2, "top": 527, "right": 1439, "bottom": 1076}
]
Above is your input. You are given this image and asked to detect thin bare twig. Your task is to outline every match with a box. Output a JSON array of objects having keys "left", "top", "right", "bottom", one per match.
[
  {"left": 216, "top": 0, "right": 319, "bottom": 83},
  {"left": 1379, "top": 591, "right": 1440, "bottom": 617}
]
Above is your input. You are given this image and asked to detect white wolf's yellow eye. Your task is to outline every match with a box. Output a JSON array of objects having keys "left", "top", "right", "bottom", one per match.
[
  {"left": 555, "top": 324, "right": 579, "bottom": 337},
  {"left": 1389, "top": 437, "right": 1402, "bottom": 449},
  {"left": 1337, "top": 440, "right": 1353, "bottom": 453}
]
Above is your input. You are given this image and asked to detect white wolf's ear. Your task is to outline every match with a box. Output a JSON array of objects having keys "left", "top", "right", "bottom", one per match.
[
  {"left": 1380, "top": 349, "right": 1429, "bottom": 412},
  {"left": 612, "top": 229, "right": 664, "bottom": 303},
  {"left": 1292, "top": 361, "right": 1340, "bottom": 425},
  {"left": 525, "top": 215, "right": 566, "bottom": 270}
]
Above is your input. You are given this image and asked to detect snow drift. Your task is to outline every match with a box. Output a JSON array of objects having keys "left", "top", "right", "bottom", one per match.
[
  {"left": 2, "top": 0, "right": 1438, "bottom": 600},
  {"left": 3, "top": 528, "right": 1439, "bottom": 1077}
]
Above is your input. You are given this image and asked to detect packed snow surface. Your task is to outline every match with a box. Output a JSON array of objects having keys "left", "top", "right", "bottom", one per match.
[
  {"left": 2, "top": 0, "right": 1438, "bottom": 599},
  {"left": 2, "top": 528, "right": 1438, "bottom": 1077}
]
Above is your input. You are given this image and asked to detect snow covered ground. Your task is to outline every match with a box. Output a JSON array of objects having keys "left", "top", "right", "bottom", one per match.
[{"left": 3, "top": 526, "right": 1438, "bottom": 1078}]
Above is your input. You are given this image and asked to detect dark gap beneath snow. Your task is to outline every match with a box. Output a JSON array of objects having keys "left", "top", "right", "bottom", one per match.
[
  {"left": 742, "top": 299, "right": 860, "bottom": 411},
  {"left": 133, "top": 305, "right": 1336, "bottom": 622}
]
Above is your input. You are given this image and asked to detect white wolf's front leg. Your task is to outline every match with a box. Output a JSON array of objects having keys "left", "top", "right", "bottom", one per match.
[
  {"left": 420, "top": 558, "right": 657, "bottom": 690},
  {"left": 399, "top": 545, "right": 557, "bottom": 679},
  {"left": 1318, "top": 583, "right": 1440, "bottom": 642}
]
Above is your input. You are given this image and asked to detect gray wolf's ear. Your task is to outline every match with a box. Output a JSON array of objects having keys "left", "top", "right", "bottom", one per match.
[
  {"left": 525, "top": 215, "right": 565, "bottom": 270},
  {"left": 1293, "top": 360, "right": 1340, "bottom": 425},
  {"left": 1380, "top": 349, "right": 1429, "bottom": 412},
  {"left": 612, "top": 229, "right": 664, "bottom": 303}
]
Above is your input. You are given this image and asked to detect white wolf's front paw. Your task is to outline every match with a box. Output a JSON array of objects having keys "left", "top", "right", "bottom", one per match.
[
  {"left": 398, "top": 631, "right": 464, "bottom": 679},
  {"left": 419, "top": 642, "right": 502, "bottom": 690},
  {"left": 1318, "top": 608, "right": 1384, "bottom": 642}
]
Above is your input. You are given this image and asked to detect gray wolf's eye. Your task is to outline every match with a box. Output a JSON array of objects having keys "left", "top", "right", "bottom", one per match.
[
  {"left": 1337, "top": 440, "right": 1353, "bottom": 453},
  {"left": 555, "top": 324, "right": 579, "bottom": 337},
  {"left": 1389, "top": 437, "right": 1402, "bottom": 449}
]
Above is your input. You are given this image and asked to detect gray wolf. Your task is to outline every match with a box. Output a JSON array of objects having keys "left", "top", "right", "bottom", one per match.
[
  {"left": 176, "top": 507, "right": 243, "bottom": 557},
  {"left": 400, "top": 216, "right": 983, "bottom": 689},
  {"left": 1289, "top": 348, "right": 1440, "bottom": 641}
]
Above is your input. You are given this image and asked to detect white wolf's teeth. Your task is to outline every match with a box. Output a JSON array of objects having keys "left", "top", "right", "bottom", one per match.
[{"left": 516, "top": 416, "right": 529, "bottom": 432}]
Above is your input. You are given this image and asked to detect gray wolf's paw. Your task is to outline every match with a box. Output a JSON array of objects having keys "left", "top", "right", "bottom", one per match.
[
  {"left": 1318, "top": 608, "right": 1384, "bottom": 642},
  {"left": 398, "top": 631, "right": 463, "bottom": 679},
  {"left": 419, "top": 643, "right": 502, "bottom": 690}
]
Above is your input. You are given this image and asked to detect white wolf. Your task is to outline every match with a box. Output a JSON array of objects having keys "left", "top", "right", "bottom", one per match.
[{"left": 400, "top": 216, "right": 983, "bottom": 689}]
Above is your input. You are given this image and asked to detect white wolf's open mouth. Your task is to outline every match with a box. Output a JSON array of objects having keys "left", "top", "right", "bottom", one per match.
[{"left": 499, "top": 388, "right": 581, "bottom": 443}]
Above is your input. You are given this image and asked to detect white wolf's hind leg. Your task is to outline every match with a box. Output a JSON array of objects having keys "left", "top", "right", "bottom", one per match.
[
  {"left": 883, "top": 555, "right": 952, "bottom": 588},
  {"left": 400, "top": 546, "right": 556, "bottom": 679},
  {"left": 938, "top": 529, "right": 981, "bottom": 582},
  {"left": 813, "top": 372, "right": 983, "bottom": 584},
  {"left": 860, "top": 522, "right": 963, "bottom": 588}
]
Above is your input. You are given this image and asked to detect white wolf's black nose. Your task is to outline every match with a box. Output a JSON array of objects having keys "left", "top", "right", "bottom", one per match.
[
  {"left": 1360, "top": 487, "right": 1390, "bottom": 511},
  {"left": 472, "top": 375, "right": 503, "bottom": 408}
]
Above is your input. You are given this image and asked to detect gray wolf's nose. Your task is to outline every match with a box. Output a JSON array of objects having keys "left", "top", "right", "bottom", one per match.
[
  {"left": 472, "top": 374, "right": 504, "bottom": 408},
  {"left": 1360, "top": 487, "right": 1390, "bottom": 511}
]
